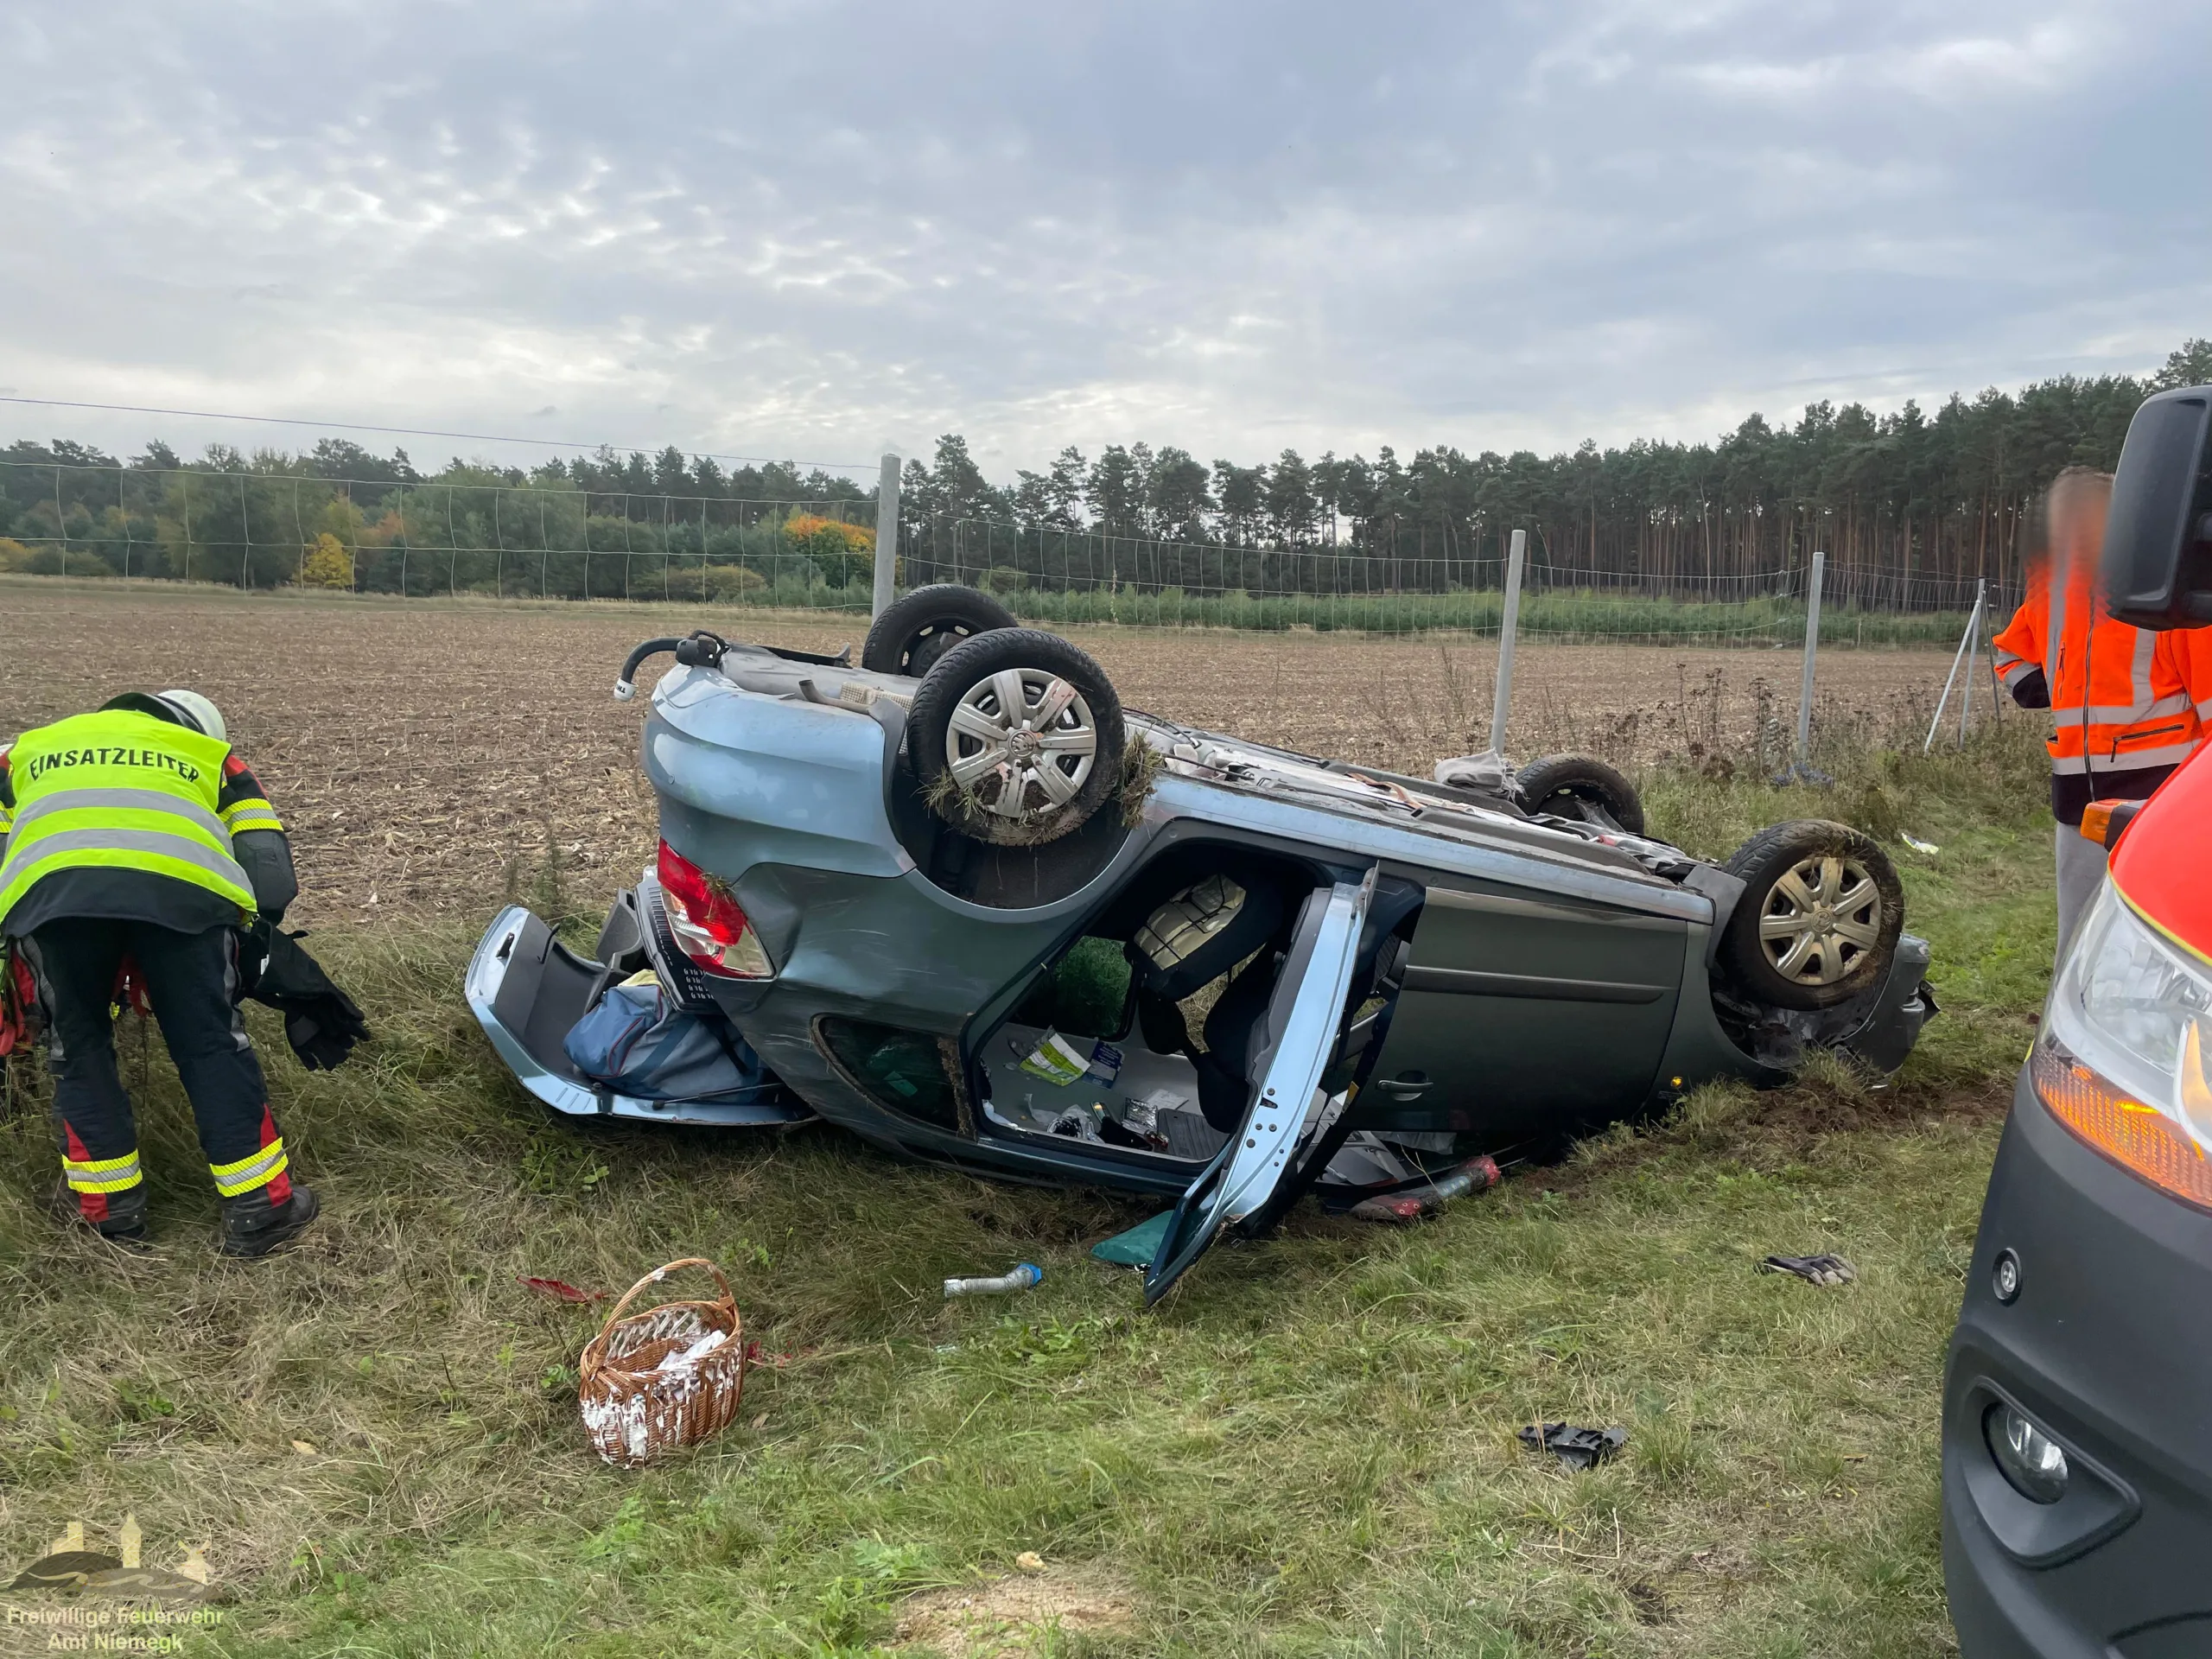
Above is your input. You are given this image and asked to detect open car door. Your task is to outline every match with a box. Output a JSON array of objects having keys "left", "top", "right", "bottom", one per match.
[{"left": 1144, "top": 869, "right": 1376, "bottom": 1304}]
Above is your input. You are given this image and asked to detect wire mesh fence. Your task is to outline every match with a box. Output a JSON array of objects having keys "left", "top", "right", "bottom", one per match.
[
  {"left": 0, "top": 459, "right": 2013, "bottom": 649},
  {"left": 0, "top": 460, "right": 881, "bottom": 608},
  {"left": 892, "top": 513, "right": 2006, "bottom": 646}
]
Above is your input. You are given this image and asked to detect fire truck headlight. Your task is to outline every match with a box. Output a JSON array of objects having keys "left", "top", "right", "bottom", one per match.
[{"left": 2036, "top": 883, "right": 2212, "bottom": 1209}]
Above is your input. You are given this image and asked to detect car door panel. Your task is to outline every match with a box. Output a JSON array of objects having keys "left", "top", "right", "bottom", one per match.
[
  {"left": 1357, "top": 881, "right": 1684, "bottom": 1144},
  {"left": 1144, "top": 872, "right": 1374, "bottom": 1304}
]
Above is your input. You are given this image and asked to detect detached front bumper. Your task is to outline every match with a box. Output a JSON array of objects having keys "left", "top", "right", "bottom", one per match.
[
  {"left": 1943, "top": 1069, "right": 2212, "bottom": 1656},
  {"left": 465, "top": 905, "right": 812, "bottom": 1128}
]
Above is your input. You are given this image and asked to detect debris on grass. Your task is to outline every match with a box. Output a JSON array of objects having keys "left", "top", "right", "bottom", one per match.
[
  {"left": 1518, "top": 1422, "right": 1628, "bottom": 1469},
  {"left": 578, "top": 1258, "right": 747, "bottom": 1467},
  {"left": 1091, "top": 1211, "right": 1171, "bottom": 1268},
  {"left": 1759, "top": 1253, "right": 1859, "bottom": 1287},
  {"left": 1901, "top": 832, "right": 1940, "bottom": 854},
  {"left": 1348, "top": 1154, "right": 1502, "bottom": 1223},
  {"left": 519, "top": 1275, "right": 609, "bottom": 1303},
  {"left": 943, "top": 1263, "right": 1043, "bottom": 1299},
  {"left": 1014, "top": 1552, "right": 1045, "bottom": 1575}
]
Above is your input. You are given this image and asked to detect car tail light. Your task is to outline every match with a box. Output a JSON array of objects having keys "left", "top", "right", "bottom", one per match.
[
  {"left": 656, "top": 840, "right": 772, "bottom": 978},
  {"left": 2035, "top": 881, "right": 2212, "bottom": 1211}
]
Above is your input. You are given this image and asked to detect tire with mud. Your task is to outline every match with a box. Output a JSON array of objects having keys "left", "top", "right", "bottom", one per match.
[
  {"left": 1719, "top": 819, "right": 1904, "bottom": 1011},
  {"left": 861, "top": 584, "right": 1020, "bottom": 677},
  {"left": 907, "top": 629, "right": 1126, "bottom": 846},
  {"left": 1514, "top": 753, "right": 1646, "bottom": 835}
]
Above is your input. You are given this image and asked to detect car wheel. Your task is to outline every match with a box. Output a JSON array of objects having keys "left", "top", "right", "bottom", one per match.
[
  {"left": 1514, "top": 753, "right": 1646, "bottom": 835},
  {"left": 860, "top": 583, "right": 1020, "bottom": 677},
  {"left": 1719, "top": 820, "right": 1904, "bottom": 1010},
  {"left": 907, "top": 628, "right": 1125, "bottom": 846}
]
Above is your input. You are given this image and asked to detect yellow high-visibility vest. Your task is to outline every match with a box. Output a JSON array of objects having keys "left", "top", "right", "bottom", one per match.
[{"left": 0, "top": 709, "right": 257, "bottom": 926}]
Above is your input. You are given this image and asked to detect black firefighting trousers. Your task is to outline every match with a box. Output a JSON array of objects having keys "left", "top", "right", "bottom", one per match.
[{"left": 19, "top": 920, "right": 288, "bottom": 1219}]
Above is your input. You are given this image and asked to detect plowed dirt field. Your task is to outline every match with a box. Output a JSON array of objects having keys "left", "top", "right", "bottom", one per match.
[{"left": 0, "top": 581, "right": 1973, "bottom": 921}]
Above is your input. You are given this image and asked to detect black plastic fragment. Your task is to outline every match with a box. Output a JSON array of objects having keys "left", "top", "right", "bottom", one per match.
[
  {"left": 1518, "top": 1422, "right": 1627, "bottom": 1469},
  {"left": 1759, "top": 1253, "right": 1858, "bottom": 1287}
]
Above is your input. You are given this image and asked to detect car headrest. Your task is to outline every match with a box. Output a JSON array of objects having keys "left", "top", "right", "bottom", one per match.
[{"left": 1126, "top": 873, "right": 1286, "bottom": 1001}]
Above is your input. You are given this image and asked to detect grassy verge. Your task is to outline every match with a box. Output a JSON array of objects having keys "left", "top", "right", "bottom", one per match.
[{"left": 0, "top": 731, "right": 2054, "bottom": 1656}]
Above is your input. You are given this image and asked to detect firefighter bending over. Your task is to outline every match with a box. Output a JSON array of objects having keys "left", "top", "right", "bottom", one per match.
[{"left": 0, "top": 690, "right": 319, "bottom": 1254}]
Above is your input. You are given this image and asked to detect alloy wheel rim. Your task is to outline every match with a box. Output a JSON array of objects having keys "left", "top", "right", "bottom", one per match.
[
  {"left": 943, "top": 667, "right": 1098, "bottom": 822},
  {"left": 1757, "top": 853, "right": 1883, "bottom": 985}
]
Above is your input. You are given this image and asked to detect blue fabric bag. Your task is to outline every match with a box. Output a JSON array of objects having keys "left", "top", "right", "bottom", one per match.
[{"left": 563, "top": 971, "right": 774, "bottom": 1101}]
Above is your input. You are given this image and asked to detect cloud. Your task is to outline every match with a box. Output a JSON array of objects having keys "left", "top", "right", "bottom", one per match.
[{"left": 1, "top": 0, "right": 2207, "bottom": 478}]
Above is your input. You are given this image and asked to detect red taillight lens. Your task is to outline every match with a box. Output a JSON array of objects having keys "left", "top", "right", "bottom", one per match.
[{"left": 656, "top": 840, "right": 772, "bottom": 978}]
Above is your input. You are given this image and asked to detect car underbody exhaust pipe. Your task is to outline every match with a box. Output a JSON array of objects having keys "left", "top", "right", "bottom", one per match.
[{"left": 614, "top": 632, "right": 733, "bottom": 701}]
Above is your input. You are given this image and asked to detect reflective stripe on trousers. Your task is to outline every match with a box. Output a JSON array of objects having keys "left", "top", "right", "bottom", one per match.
[
  {"left": 62, "top": 1147, "right": 143, "bottom": 1193},
  {"left": 210, "top": 1136, "right": 289, "bottom": 1198}
]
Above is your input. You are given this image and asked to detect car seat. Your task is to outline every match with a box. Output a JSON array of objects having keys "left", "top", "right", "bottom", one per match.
[{"left": 1127, "top": 873, "right": 1290, "bottom": 1130}]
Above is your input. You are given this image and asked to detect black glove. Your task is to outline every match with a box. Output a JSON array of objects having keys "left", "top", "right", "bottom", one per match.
[
  {"left": 2009, "top": 667, "right": 2050, "bottom": 710},
  {"left": 245, "top": 928, "right": 372, "bottom": 1071},
  {"left": 281, "top": 993, "right": 370, "bottom": 1071},
  {"left": 1759, "top": 1253, "right": 1857, "bottom": 1287},
  {"left": 233, "top": 918, "right": 273, "bottom": 1001}
]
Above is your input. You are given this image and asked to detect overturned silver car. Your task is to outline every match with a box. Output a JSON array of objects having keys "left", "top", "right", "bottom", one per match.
[{"left": 469, "top": 588, "right": 1934, "bottom": 1300}]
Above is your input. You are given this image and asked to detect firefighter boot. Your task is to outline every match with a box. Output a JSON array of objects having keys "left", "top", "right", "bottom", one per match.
[
  {"left": 219, "top": 1181, "right": 320, "bottom": 1258},
  {"left": 53, "top": 1179, "right": 150, "bottom": 1246}
]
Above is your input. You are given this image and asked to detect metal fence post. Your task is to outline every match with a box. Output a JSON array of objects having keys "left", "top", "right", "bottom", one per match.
[
  {"left": 871, "top": 454, "right": 900, "bottom": 620},
  {"left": 1956, "top": 577, "right": 1985, "bottom": 747},
  {"left": 1488, "top": 527, "right": 1527, "bottom": 754},
  {"left": 1793, "top": 550, "right": 1825, "bottom": 766},
  {"left": 1772, "top": 550, "right": 1828, "bottom": 783},
  {"left": 1924, "top": 577, "right": 1988, "bottom": 753}
]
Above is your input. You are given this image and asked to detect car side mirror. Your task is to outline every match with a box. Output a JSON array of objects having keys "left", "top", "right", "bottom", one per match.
[{"left": 2105, "top": 385, "right": 2212, "bottom": 630}]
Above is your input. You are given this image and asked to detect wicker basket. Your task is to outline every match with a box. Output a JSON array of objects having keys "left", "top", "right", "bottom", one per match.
[{"left": 578, "top": 1257, "right": 747, "bottom": 1467}]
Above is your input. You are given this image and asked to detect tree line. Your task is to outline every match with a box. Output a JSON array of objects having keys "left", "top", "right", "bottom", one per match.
[{"left": 2, "top": 338, "right": 2205, "bottom": 613}]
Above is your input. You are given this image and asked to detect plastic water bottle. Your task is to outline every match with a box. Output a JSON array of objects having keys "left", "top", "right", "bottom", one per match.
[{"left": 944, "top": 1262, "right": 1043, "bottom": 1299}]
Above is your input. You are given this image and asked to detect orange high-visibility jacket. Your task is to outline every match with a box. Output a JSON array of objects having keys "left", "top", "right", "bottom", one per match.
[
  {"left": 2179, "top": 626, "right": 2212, "bottom": 730},
  {"left": 1992, "top": 558, "right": 2202, "bottom": 782}
]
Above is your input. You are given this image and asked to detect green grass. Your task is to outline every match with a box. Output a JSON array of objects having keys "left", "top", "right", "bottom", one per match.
[
  {"left": 989, "top": 585, "right": 1975, "bottom": 647},
  {"left": 0, "top": 568, "right": 1978, "bottom": 646},
  {"left": 0, "top": 730, "right": 2055, "bottom": 1656}
]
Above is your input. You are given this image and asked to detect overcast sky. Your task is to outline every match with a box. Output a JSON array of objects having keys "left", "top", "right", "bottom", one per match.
[{"left": 3, "top": 0, "right": 2208, "bottom": 480}]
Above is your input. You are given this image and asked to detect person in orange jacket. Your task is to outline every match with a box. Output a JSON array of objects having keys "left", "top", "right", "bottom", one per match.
[
  {"left": 2178, "top": 625, "right": 2212, "bottom": 760},
  {"left": 1991, "top": 467, "right": 2202, "bottom": 960}
]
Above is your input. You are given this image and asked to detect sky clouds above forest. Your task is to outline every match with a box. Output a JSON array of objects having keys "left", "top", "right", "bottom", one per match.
[{"left": 3, "top": 0, "right": 2208, "bottom": 477}]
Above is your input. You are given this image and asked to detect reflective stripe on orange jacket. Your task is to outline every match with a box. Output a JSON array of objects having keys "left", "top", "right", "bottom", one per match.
[{"left": 2180, "top": 626, "right": 2212, "bottom": 734}]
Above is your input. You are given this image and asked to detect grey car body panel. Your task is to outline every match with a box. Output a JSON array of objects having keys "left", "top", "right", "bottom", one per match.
[{"left": 1362, "top": 881, "right": 1688, "bottom": 1146}]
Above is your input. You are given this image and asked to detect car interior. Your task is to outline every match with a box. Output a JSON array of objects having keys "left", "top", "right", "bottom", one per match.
[{"left": 975, "top": 842, "right": 1424, "bottom": 1174}]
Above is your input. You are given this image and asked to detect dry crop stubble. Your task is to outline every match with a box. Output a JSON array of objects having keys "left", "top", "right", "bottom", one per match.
[{"left": 0, "top": 580, "right": 1967, "bottom": 923}]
